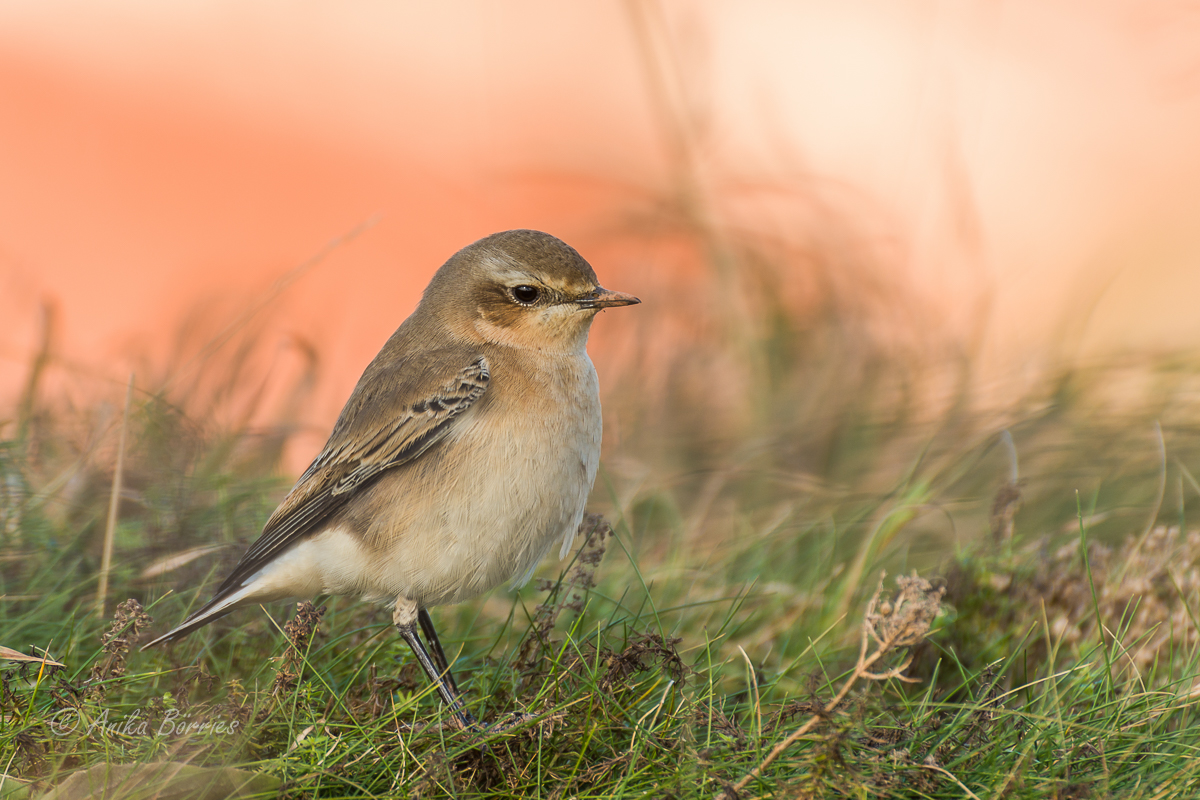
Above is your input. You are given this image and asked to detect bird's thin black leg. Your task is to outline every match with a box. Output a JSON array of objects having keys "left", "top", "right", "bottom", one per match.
[
  {"left": 396, "top": 622, "right": 476, "bottom": 729},
  {"left": 418, "top": 607, "right": 461, "bottom": 697}
]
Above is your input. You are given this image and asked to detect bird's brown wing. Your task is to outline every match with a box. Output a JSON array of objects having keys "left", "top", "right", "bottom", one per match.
[{"left": 210, "top": 350, "right": 490, "bottom": 597}]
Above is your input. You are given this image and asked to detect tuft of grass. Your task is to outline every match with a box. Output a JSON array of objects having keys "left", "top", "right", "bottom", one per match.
[{"left": 6, "top": 411, "right": 1200, "bottom": 800}]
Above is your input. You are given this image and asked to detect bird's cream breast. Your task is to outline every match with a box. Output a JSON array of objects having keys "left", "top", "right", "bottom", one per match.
[{"left": 321, "top": 350, "right": 602, "bottom": 607}]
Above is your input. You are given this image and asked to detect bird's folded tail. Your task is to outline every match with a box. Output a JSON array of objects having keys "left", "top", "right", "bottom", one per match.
[{"left": 139, "top": 579, "right": 262, "bottom": 650}]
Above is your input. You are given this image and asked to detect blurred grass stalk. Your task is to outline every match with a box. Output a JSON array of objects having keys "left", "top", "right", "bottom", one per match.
[
  {"left": 615, "top": 0, "right": 974, "bottom": 509},
  {"left": 95, "top": 373, "right": 134, "bottom": 620}
]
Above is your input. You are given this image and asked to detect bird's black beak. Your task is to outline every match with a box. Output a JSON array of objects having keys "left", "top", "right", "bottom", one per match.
[{"left": 576, "top": 287, "right": 641, "bottom": 309}]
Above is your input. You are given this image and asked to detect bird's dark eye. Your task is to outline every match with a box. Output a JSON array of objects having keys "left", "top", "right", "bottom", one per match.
[{"left": 511, "top": 285, "right": 541, "bottom": 304}]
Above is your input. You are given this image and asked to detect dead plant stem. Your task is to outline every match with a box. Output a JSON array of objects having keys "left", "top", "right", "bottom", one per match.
[
  {"left": 721, "top": 623, "right": 915, "bottom": 799},
  {"left": 97, "top": 373, "right": 134, "bottom": 619}
]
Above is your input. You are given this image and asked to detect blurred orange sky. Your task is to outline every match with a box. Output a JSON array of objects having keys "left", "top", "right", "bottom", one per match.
[{"left": 4, "top": 0, "right": 1200, "bottom": 464}]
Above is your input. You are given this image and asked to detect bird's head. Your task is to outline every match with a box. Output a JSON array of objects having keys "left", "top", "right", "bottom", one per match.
[{"left": 424, "top": 230, "right": 640, "bottom": 353}]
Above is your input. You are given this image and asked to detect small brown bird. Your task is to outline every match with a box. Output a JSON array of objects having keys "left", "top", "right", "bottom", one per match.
[{"left": 143, "top": 230, "right": 639, "bottom": 726}]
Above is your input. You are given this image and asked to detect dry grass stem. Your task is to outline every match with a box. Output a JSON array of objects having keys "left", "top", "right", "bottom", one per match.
[
  {"left": 268, "top": 601, "right": 326, "bottom": 700},
  {"left": 921, "top": 760, "right": 983, "bottom": 800},
  {"left": 514, "top": 514, "right": 612, "bottom": 671},
  {"left": 720, "top": 572, "right": 944, "bottom": 800},
  {"left": 86, "top": 598, "right": 153, "bottom": 699},
  {"left": 96, "top": 372, "right": 135, "bottom": 619}
]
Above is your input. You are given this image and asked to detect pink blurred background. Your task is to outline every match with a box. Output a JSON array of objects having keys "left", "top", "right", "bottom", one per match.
[{"left": 4, "top": 0, "right": 1200, "bottom": 467}]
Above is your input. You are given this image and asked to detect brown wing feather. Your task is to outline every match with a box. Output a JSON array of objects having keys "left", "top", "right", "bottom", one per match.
[{"left": 208, "top": 350, "right": 490, "bottom": 598}]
